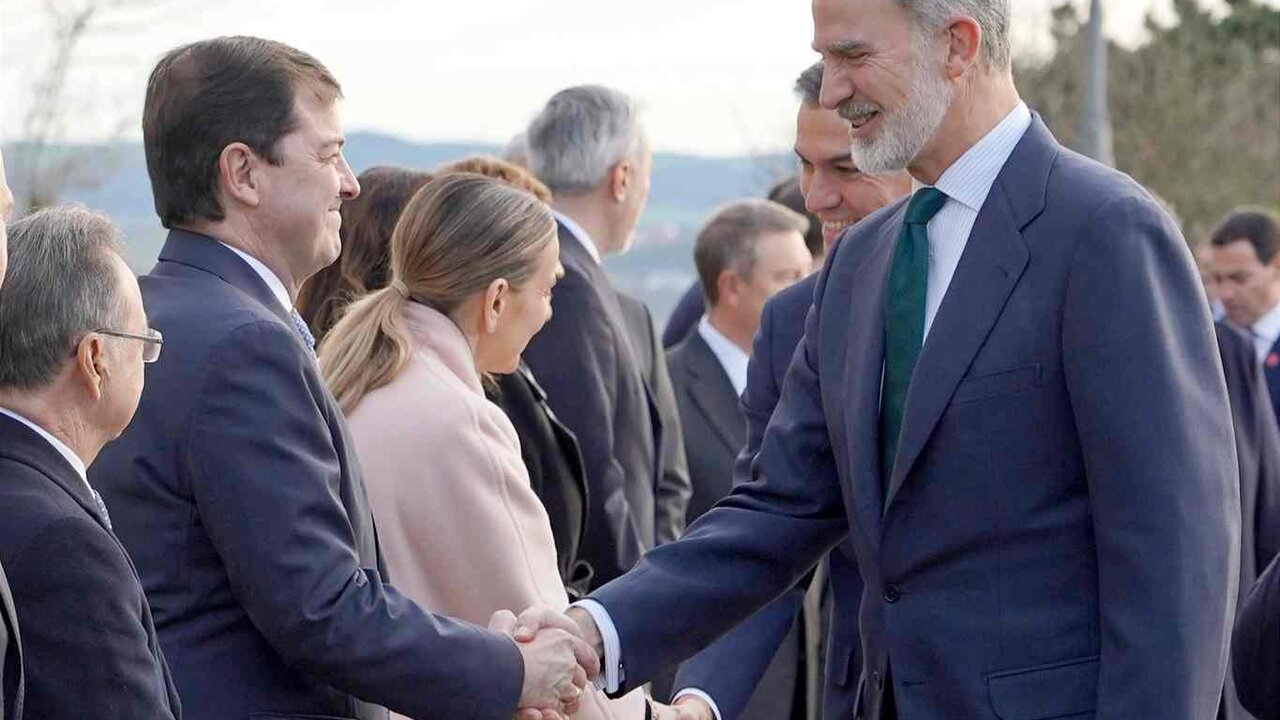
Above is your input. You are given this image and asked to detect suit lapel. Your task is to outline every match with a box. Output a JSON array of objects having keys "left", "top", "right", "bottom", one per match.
[
  {"left": 152, "top": 229, "right": 292, "bottom": 325},
  {"left": 840, "top": 211, "right": 903, "bottom": 545},
  {"left": 0, "top": 416, "right": 112, "bottom": 534},
  {"left": 682, "top": 331, "right": 746, "bottom": 453},
  {"left": 883, "top": 119, "right": 1058, "bottom": 513}
]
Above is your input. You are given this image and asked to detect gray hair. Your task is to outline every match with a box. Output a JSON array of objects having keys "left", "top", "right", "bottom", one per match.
[
  {"left": 794, "top": 62, "right": 824, "bottom": 108},
  {"left": 0, "top": 205, "right": 125, "bottom": 390},
  {"left": 898, "top": 0, "right": 1011, "bottom": 70},
  {"left": 526, "top": 85, "right": 645, "bottom": 196},
  {"left": 695, "top": 199, "right": 811, "bottom": 306}
]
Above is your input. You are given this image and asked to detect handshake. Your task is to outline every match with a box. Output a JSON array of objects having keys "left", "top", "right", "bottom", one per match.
[{"left": 488, "top": 605, "right": 714, "bottom": 720}]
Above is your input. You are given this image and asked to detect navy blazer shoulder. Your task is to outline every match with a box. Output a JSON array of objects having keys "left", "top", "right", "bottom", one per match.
[
  {"left": 91, "top": 230, "right": 521, "bottom": 720},
  {"left": 0, "top": 416, "right": 179, "bottom": 719},
  {"left": 662, "top": 282, "right": 706, "bottom": 349}
]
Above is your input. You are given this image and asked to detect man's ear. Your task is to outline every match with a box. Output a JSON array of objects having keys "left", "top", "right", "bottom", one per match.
[
  {"left": 73, "top": 334, "right": 109, "bottom": 402},
  {"left": 716, "top": 270, "right": 743, "bottom": 308},
  {"left": 609, "top": 159, "right": 632, "bottom": 204},
  {"left": 218, "top": 142, "right": 264, "bottom": 210},
  {"left": 484, "top": 278, "right": 510, "bottom": 334},
  {"left": 943, "top": 16, "right": 983, "bottom": 80}
]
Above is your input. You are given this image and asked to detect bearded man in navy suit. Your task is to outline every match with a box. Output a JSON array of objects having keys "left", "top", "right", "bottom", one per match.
[{"left": 545, "top": 2, "right": 1239, "bottom": 719}]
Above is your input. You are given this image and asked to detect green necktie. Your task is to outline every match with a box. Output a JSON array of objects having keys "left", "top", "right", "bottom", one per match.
[{"left": 880, "top": 187, "right": 948, "bottom": 486}]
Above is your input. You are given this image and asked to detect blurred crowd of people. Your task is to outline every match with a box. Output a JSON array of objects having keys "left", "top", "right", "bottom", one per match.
[{"left": 1, "top": 1, "right": 1279, "bottom": 720}]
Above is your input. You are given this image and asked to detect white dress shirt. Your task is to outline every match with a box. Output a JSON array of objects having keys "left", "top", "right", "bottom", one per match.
[
  {"left": 576, "top": 103, "right": 1034, "bottom": 711},
  {"left": 0, "top": 406, "right": 91, "bottom": 492},
  {"left": 552, "top": 210, "right": 603, "bottom": 266},
  {"left": 698, "top": 316, "right": 749, "bottom": 396},
  {"left": 218, "top": 242, "right": 293, "bottom": 312},
  {"left": 1251, "top": 302, "right": 1280, "bottom": 364},
  {"left": 920, "top": 102, "right": 1032, "bottom": 338}
]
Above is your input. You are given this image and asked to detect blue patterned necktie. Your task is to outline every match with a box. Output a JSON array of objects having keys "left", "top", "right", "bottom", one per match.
[
  {"left": 880, "top": 187, "right": 949, "bottom": 487},
  {"left": 290, "top": 309, "right": 317, "bottom": 359},
  {"left": 90, "top": 486, "right": 113, "bottom": 530}
]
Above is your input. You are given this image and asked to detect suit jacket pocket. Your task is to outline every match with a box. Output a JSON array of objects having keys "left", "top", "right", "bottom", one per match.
[
  {"left": 953, "top": 364, "right": 1042, "bottom": 405},
  {"left": 987, "top": 654, "right": 1099, "bottom": 720}
]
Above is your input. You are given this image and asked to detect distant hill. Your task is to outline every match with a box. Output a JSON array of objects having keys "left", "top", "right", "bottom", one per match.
[{"left": 4, "top": 133, "right": 792, "bottom": 323}]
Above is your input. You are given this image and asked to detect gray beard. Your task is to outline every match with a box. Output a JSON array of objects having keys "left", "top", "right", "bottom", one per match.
[{"left": 850, "top": 51, "right": 953, "bottom": 174}]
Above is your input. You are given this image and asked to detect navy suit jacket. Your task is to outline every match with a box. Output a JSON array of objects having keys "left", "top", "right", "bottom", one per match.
[
  {"left": 592, "top": 117, "right": 1239, "bottom": 720},
  {"left": 1234, "top": 552, "right": 1280, "bottom": 719},
  {"left": 0, "top": 415, "right": 180, "bottom": 719},
  {"left": 673, "top": 276, "right": 864, "bottom": 720},
  {"left": 1259, "top": 336, "right": 1280, "bottom": 437},
  {"left": 661, "top": 282, "right": 705, "bottom": 349},
  {"left": 0, "top": 562, "right": 20, "bottom": 720},
  {"left": 91, "top": 230, "right": 522, "bottom": 720},
  {"left": 523, "top": 223, "right": 661, "bottom": 585},
  {"left": 1217, "top": 322, "right": 1280, "bottom": 720}
]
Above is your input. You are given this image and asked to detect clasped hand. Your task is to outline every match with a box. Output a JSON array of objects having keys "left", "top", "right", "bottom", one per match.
[{"left": 490, "top": 606, "right": 715, "bottom": 720}]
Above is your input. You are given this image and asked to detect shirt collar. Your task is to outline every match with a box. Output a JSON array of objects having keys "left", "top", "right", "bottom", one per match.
[
  {"left": 218, "top": 243, "right": 293, "bottom": 312},
  {"left": 552, "top": 210, "right": 603, "bottom": 266},
  {"left": 697, "top": 315, "right": 749, "bottom": 396},
  {"left": 0, "top": 406, "right": 89, "bottom": 487},
  {"left": 914, "top": 102, "right": 1032, "bottom": 212},
  {"left": 1253, "top": 302, "right": 1280, "bottom": 348}
]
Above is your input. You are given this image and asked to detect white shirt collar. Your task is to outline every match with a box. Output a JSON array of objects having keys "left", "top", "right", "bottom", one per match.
[
  {"left": 697, "top": 315, "right": 749, "bottom": 396},
  {"left": 1252, "top": 302, "right": 1280, "bottom": 360},
  {"left": 0, "top": 406, "right": 90, "bottom": 487},
  {"left": 551, "top": 210, "right": 603, "bottom": 266},
  {"left": 914, "top": 102, "right": 1032, "bottom": 212},
  {"left": 218, "top": 242, "right": 293, "bottom": 312}
]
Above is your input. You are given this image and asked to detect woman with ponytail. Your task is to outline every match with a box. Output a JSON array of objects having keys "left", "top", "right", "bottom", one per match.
[{"left": 319, "top": 172, "right": 646, "bottom": 720}]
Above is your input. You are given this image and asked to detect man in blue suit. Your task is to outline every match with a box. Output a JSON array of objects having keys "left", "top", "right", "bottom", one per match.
[
  {"left": 668, "top": 62, "right": 909, "bottom": 720},
  {"left": 550, "top": 2, "right": 1239, "bottom": 719},
  {"left": 0, "top": 147, "right": 24, "bottom": 720},
  {"left": 90, "top": 36, "right": 594, "bottom": 720},
  {"left": 1211, "top": 209, "right": 1280, "bottom": 430},
  {"left": 0, "top": 206, "right": 180, "bottom": 719}
]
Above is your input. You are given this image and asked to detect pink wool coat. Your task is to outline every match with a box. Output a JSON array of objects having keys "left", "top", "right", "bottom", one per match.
[{"left": 345, "top": 302, "right": 645, "bottom": 720}]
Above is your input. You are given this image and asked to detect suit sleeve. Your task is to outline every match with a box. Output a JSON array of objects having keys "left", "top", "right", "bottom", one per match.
[
  {"left": 590, "top": 245, "right": 849, "bottom": 692},
  {"left": 1062, "top": 196, "right": 1239, "bottom": 720},
  {"left": 645, "top": 305, "right": 694, "bottom": 546},
  {"left": 672, "top": 292, "right": 810, "bottom": 719},
  {"left": 11, "top": 517, "right": 176, "bottom": 719},
  {"left": 524, "top": 270, "right": 646, "bottom": 581},
  {"left": 1233, "top": 553, "right": 1280, "bottom": 718},
  {"left": 186, "top": 320, "right": 523, "bottom": 720}
]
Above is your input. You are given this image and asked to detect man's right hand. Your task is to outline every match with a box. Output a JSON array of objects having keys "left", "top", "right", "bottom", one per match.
[{"left": 491, "top": 607, "right": 598, "bottom": 720}]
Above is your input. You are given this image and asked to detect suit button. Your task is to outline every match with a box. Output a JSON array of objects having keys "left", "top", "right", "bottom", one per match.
[
  {"left": 872, "top": 670, "right": 883, "bottom": 691},
  {"left": 884, "top": 584, "right": 901, "bottom": 603}
]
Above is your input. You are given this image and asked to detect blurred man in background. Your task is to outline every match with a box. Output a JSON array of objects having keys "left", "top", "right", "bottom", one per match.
[{"left": 523, "top": 85, "right": 666, "bottom": 587}]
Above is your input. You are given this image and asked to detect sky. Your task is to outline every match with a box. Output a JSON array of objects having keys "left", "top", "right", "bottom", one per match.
[{"left": 0, "top": 0, "right": 1272, "bottom": 156}]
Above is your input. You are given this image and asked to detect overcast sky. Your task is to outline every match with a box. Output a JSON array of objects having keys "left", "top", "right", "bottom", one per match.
[{"left": 0, "top": 0, "right": 1271, "bottom": 156}]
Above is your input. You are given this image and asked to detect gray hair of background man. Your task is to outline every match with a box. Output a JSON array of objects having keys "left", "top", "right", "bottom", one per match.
[
  {"left": 897, "top": 0, "right": 1012, "bottom": 70},
  {"left": 525, "top": 85, "right": 645, "bottom": 195},
  {"left": 695, "top": 199, "right": 811, "bottom": 305},
  {"left": 795, "top": 62, "right": 824, "bottom": 108},
  {"left": 0, "top": 205, "right": 125, "bottom": 391}
]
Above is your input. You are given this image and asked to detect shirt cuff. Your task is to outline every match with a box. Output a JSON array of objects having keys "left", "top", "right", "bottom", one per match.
[
  {"left": 570, "top": 598, "right": 624, "bottom": 693},
  {"left": 672, "top": 688, "right": 723, "bottom": 720}
]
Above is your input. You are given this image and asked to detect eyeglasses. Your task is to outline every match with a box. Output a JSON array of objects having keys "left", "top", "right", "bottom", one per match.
[{"left": 94, "top": 328, "right": 164, "bottom": 364}]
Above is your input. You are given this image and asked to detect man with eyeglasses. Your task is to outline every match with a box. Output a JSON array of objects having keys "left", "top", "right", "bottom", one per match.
[{"left": 0, "top": 205, "right": 179, "bottom": 719}]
